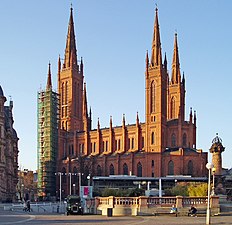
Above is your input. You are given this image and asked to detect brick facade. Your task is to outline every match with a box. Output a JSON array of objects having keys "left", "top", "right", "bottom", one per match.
[{"left": 55, "top": 7, "right": 207, "bottom": 196}]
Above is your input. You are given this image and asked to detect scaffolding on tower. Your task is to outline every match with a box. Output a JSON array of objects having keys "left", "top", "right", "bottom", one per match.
[{"left": 37, "top": 88, "right": 59, "bottom": 199}]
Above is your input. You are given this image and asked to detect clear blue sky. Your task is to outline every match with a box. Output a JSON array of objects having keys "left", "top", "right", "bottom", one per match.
[{"left": 1, "top": 1, "right": 231, "bottom": 171}]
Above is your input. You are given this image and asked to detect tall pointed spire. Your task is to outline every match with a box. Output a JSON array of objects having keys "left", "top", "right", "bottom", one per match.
[
  {"left": 83, "top": 82, "right": 88, "bottom": 117},
  {"left": 151, "top": 7, "right": 162, "bottom": 66},
  {"left": 46, "top": 62, "right": 52, "bottom": 90},
  {"left": 171, "top": 33, "right": 181, "bottom": 84},
  {"left": 63, "top": 5, "right": 77, "bottom": 69}
]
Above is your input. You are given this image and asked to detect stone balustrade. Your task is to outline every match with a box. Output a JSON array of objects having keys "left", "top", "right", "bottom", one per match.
[{"left": 95, "top": 195, "right": 220, "bottom": 216}]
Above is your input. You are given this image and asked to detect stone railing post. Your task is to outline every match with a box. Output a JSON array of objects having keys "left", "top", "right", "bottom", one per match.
[
  {"left": 210, "top": 195, "right": 219, "bottom": 208},
  {"left": 108, "top": 196, "right": 115, "bottom": 208},
  {"left": 139, "top": 196, "right": 148, "bottom": 209},
  {"left": 176, "top": 196, "right": 183, "bottom": 208}
]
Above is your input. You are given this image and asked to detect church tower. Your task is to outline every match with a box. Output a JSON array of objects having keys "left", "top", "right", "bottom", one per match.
[
  {"left": 145, "top": 8, "right": 168, "bottom": 153},
  {"left": 58, "top": 6, "right": 84, "bottom": 132},
  {"left": 167, "top": 33, "right": 185, "bottom": 121}
]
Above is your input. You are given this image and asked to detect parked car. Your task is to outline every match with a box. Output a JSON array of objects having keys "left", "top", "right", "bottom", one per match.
[{"left": 66, "top": 195, "right": 83, "bottom": 215}]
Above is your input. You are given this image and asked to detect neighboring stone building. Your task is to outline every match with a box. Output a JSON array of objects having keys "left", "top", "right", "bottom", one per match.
[
  {"left": 0, "top": 85, "right": 19, "bottom": 202},
  {"left": 39, "top": 7, "right": 208, "bottom": 198},
  {"left": 17, "top": 169, "right": 38, "bottom": 202}
]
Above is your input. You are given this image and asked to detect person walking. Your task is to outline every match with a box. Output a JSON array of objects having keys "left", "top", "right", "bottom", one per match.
[{"left": 26, "top": 200, "right": 31, "bottom": 212}]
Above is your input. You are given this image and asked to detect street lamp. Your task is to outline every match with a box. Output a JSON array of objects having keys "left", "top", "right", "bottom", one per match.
[
  {"left": 67, "top": 173, "right": 72, "bottom": 195},
  {"left": 55, "top": 172, "right": 63, "bottom": 206},
  {"left": 87, "top": 174, "right": 91, "bottom": 198},
  {"left": 78, "top": 173, "right": 83, "bottom": 197},
  {"left": 73, "top": 183, "right": 76, "bottom": 195},
  {"left": 211, "top": 167, "right": 216, "bottom": 196},
  {"left": 206, "top": 162, "right": 214, "bottom": 225}
]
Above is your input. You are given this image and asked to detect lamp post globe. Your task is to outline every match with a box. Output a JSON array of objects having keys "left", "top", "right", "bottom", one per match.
[{"left": 206, "top": 162, "right": 214, "bottom": 170}]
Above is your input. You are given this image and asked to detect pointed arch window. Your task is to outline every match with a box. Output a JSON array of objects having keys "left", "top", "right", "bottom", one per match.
[
  {"left": 137, "top": 162, "right": 142, "bottom": 177},
  {"left": 151, "top": 132, "right": 155, "bottom": 145},
  {"left": 171, "top": 97, "right": 176, "bottom": 119},
  {"left": 105, "top": 141, "right": 108, "bottom": 152},
  {"left": 97, "top": 165, "right": 102, "bottom": 176},
  {"left": 187, "top": 160, "right": 193, "bottom": 175},
  {"left": 131, "top": 138, "right": 134, "bottom": 149},
  {"left": 183, "top": 133, "right": 187, "bottom": 147},
  {"left": 152, "top": 160, "right": 155, "bottom": 167},
  {"left": 65, "top": 81, "right": 68, "bottom": 104},
  {"left": 123, "top": 163, "right": 128, "bottom": 175},
  {"left": 150, "top": 81, "right": 156, "bottom": 113},
  {"left": 109, "top": 164, "right": 114, "bottom": 175},
  {"left": 171, "top": 133, "right": 176, "bottom": 147},
  {"left": 77, "top": 83, "right": 80, "bottom": 118},
  {"left": 62, "top": 82, "right": 65, "bottom": 105},
  {"left": 168, "top": 160, "right": 174, "bottom": 175}
]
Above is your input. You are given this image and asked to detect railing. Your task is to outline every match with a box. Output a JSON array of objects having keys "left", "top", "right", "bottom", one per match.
[
  {"left": 114, "top": 197, "right": 139, "bottom": 206},
  {"left": 147, "top": 197, "right": 176, "bottom": 207},
  {"left": 97, "top": 196, "right": 219, "bottom": 209},
  {"left": 98, "top": 197, "right": 110, "bottom": 205},
  {"left": 182, "top": 197, "right": 207, "bottom": 207}
]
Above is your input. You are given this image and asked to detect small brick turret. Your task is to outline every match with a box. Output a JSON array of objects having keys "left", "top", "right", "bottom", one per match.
[{"left": 209, "top": 133, "right": 225, "bottom": 176}]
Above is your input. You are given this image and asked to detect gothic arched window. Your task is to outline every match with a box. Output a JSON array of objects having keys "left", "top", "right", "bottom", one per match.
[
  {"left": 171, "top": 133, "right": 176, "bottom": 147},
  {"left": 151, "top": 132, "right": 155, "bottom": 144},
  {"left": 123, "top": 163, "right": 128, "bottom": 175},
  {"left": 150, "top": 81, "right": 155, "bottom": 113},
  {"left": 109, "top": 164, "right": 114, "bottom": 175},
  {"left": 152, "top": 160, "right": 154, "bottom": 167},
  {"left": 62, "top": 82, "right": 65, "bottom": 105},
  {"left": 168, "top": 160, "right": 174, "bottom": 175},
  {"left": 171, "top": 97, "right": 176, "bottom": 119},
  {"left": 65, "top": 81, "right": 68, "bottom": 105},
  {"left": 137, "top": 162, "right": 142, "bottom": 177},
  {"left": 187, "top": 160, "right": 193, "bottom": 175}
]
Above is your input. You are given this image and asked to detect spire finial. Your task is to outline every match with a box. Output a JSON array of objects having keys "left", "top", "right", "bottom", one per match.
[
  {"left": 64, "top": 5, "right": 77, "bottom": 68},
  {"left": 151, "top": 4, "right": 162, "bottom": 66},
  {"left": 46, "top": 61, "right": 52, "bottom": 90},
  {"left": 171, "top": 32, "right": 181, "bottom": 84}
]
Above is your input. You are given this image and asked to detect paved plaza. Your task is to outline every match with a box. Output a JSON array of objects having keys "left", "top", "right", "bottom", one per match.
[{"left": 1, "top": 209, "right": 232, "bottom": 225}]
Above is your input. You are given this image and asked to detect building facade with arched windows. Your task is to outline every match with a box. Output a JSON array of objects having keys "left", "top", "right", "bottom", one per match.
[
  {"left": 0, "top": 85, "right": 19, "bottom": 202},
  {"left": 37, "top": 6, "right": 208, "bottom": 198}
]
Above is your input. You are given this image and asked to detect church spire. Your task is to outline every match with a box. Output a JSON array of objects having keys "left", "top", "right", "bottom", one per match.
[
  {"left": 63, "top": 6, "right": 77, "bottom": 69},
  {"left": 171, "top": 33, "right": 181, "bottom": 84},
  {"left": 151, "top": 7, "right": 162, "bottom": 66},
  {"left": 46, "top": 62, "right": 52, "bottom": 90},
  {"left": 83, "top": 82, "right": 88, "bottom": 118}
]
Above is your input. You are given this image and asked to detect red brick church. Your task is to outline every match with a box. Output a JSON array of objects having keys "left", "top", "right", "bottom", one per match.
[{"left": 55, "top": 7, "right": 207, "bottom": 195}]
